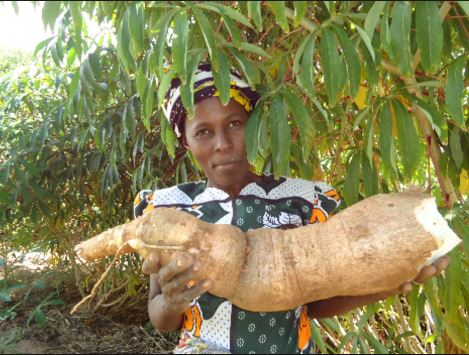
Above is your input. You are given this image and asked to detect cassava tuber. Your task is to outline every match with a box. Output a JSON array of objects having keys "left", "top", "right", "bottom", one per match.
[{"left": 75, "top": 189, "right": 461, "bottom": 312}]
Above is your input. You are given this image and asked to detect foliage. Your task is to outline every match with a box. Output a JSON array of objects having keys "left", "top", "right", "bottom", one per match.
[{"left": 0, "top": 0, "right": 468, "bottom": 353}]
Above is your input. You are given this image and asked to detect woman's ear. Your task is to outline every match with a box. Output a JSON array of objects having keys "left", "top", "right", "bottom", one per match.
[{"left": 180, "top": 136, "right": 190, "bottom": 150}]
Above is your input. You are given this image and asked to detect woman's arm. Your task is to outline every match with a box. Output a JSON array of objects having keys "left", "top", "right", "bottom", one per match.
[
  {"left": 148, "top": 274, "right": 185, "bottom": 332},
  {"left": 308, "top": 256, "right": 450, "bottom": 319}
]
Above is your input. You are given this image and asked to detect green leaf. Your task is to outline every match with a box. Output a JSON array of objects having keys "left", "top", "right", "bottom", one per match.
[
  {"left": 311, "top": 321, "right": 328, "bottom": 354},
  {"left": 153, "top": 8, "right": 178, "bottom": 78},
  {"left": 445, "top": 56, "right": 465, "bottom": 127},
  {"left": 268, "top": 1, "right": 290, "bottom": 33},
  {"left": 337, "top": 332, "right": 356, "bottom": 353},
  {"left": 117, "top": 12, "right": 136, "bottom": 73},
  {"left": 160, "top": 111, "right": 176, "bottom": 158},
  {"left": 355, "top": 24, "right": 375, "bottom": 62},
  {"left": 229, "top": 48, "right": 260, "bottom": 87},
  {"left": 183, "top": 49, "right": 205, "bottom": 117},
  {"left": 320, "top": 28, "right": 341, "bottom": 106},
  {"left": 157, "top": 67, "right": 175, "bottom": 108},
  {"left": 392, "top": 99, "right": 422, "bottom": 179},
  {"left": 223, "top": 16, "right": 241, "bottom": 47},
  {"left": 196, "top": 3, "right": 253, "bottom": 29},
  {"left": 362, "top": 154, "right": 378, "bottom": 197},
  {"left": 294, "top": 33, "right": 315, "bottom": 97},
  {"left": 238, "top": 42, "right": 271, "bottom": 58},
  {"left": 128, "top": 2, "right": 145, "bottom": 58},
  {"left": 247, "top": 1, "right": 263, "bottom": 32},
  {"left": 362, "top": 333, "right": 389, "bottom": 354},
  {"left": 361, "top": 42, "right": 378, "bottom": 87},
  {"left": 444, "top": 248, "right": 463, "bottom": 319},
  {"left": 364, "top": 115, "right": 374, "bottom": 165},
  {"left": 69, "top": 1, "right": 82, "bottom": 57},
  {"left": 390, "top": 1, "right": 413, "bottom": 76},
  {"left": 343, "top": 153, "right": 361, "bottom": 206},
  {"left": 143, "top": 77, "right": 155, "bottom": 131},
  {"left": 416, "top": 2, "right": 443, "bottom": 73},
  {"left": 191, "top": 6, "right": 219, "bottom": 71},
  {"left": 125, "top": 99, "right": 136, "bottom": 136},
  {"left": 333, "top": 25, "right": 360, "bottom": 98},
  {"left": 379, "top": 3, "right": 392, "bottom": 56},
  {"left": 258, "top": 112, "right": 269, "bottom": 157},
  {"left": 457, "top": 1, "right": 469, "bottom": 16},
  {"left": 270, "top": 95, "right": 291, "bottom": 178},
  {"left": 33, "top": 36, "right": 54, "bottom": 58},
  {"left": 364, "top": 1, "right": 386, "bottom": 40},
  {"left": 411, "top": 97, "right": 443, "bottom": 137},
  {"left": 409, "top": 286, "right": 423, "bottom": 338},
  {"left": 172, "top": 9, "right": 189, "bottom": 83},
  {"left": 293, "top": 1, "right": 307, "bottom": 28},
  {"left": 0, "top": 290, "right": 12, "bottom": 302},
  {"left": 136, "top": 67, "right": 146, "bottom": 100},
  {"left": 450, "top": 127, "right": 464, "bottom": 169},
  {"left": 42, "top": 1, "right": 62, "bottom": 31},
  {"left": 423, "top": 278, "right": 443, "bottom": 318},
  {"left": 244, "top": 104, "right": 262, "bottom": 163},
  {"left": 32, "top": 308, "right": 47, "bottom": 327},
  {"left": 282, "top": 88, "right": 315, "bottom": 161},
  {"left": 379, "top": 101, "right": 397, "bottom": 173},
  {"left": 212, "top": 51, "right": 231, "bottom": 105}
]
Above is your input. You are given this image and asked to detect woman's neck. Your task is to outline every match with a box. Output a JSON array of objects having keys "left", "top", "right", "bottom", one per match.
[{"left": 207, "top": 171, "right": 262, "bottom": 198}]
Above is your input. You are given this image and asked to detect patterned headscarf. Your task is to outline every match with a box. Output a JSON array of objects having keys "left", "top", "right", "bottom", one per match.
[{"left": 162, "top": 63, "right": 260, "bottom": 139}]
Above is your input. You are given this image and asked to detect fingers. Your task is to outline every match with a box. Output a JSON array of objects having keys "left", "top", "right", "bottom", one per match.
[
  {"left": 160, "top": 259, "right": 206, "bottom": 297},
  {"left": 399, "top": 282, "right": 413, "bottom": 295},
  {"left": 414, "top": 255, "right": 451, "bottom": 284},
  {"left": 414, "top": 264, "right": 437, "bottom": 284},
  {"left": 142, "top": 252, "right": 160, "bottom": 275},
  {"left": 158, "top": 254, "right": 212, "bottom": 311},
  {"left": 434, "top": 255, "right": 450, "bottom": 274},
  {"left": 158, "top": 254, "right": 195, "bottom": 284},
  {"left": 170, "top": 279, "right": 212, "bottom": 306}
]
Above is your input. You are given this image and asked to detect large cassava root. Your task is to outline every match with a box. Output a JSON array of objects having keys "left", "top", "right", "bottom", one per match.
[{"left": 75, "top": 189, "right": 461, "bottom": 312}]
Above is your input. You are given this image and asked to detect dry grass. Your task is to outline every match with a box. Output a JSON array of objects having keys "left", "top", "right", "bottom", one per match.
[{"left": 0, "top": 263, "right": 178, "bottom": 354}]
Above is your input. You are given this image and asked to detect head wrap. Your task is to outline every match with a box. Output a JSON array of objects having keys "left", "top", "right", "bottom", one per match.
[{"left": 162, "top": 63, "right": 260, "bottom": 139}]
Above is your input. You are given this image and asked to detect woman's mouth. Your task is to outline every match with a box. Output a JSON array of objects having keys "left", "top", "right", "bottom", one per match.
[{"left": 214, "top": 158, "right": 240, "bottom": 168}]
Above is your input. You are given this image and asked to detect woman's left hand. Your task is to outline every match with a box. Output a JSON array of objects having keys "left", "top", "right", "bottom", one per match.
[{"left": 399, "top": 255, "right": 450, "bottom": 294}]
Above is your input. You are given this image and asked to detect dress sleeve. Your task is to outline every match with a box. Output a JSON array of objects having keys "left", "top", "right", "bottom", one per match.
[
  {"left": 133, "top": 189, "right": 154, "bottom": 219},
  {"left": 308, "top": 182, "right": 341, "bottom": 224}
]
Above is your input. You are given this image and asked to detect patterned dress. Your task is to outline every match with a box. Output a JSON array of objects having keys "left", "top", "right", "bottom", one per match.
[{"left": 134, "top": 175, "right": 341, "bottom": 354}]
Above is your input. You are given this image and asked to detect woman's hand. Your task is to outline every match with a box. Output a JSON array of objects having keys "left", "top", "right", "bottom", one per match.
[
  {"left": 143, "top": 252, "right": 212, "bottom": 313},
  {"left": 378, "top": 255, "right": 450, "bottom": 299},
  {"left": 400, "top": 255, "right": 450, "bottom": 293}
]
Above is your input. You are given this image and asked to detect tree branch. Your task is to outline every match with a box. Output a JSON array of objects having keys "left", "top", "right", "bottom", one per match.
[{"left": 380, "top": 2, "right": 458, "bottom": 209}]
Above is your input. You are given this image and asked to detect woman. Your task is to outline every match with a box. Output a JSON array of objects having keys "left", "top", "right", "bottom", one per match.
[{"left": 135, "top": 64, "right": 449, "bottom": 354}]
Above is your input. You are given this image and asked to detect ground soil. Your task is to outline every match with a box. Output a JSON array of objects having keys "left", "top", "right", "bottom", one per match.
[{"left": 0, "top": 258, "right": 179, "bottom": 354}]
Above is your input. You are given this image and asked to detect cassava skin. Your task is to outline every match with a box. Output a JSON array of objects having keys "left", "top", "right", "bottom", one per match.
[{"left": 75, "top": 189, "right": 460, "bottom": 312}]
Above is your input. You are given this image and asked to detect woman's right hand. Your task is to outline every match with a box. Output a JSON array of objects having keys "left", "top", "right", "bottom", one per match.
[{"left": 143, "top": 252, "right": 212, "bottom": 314}]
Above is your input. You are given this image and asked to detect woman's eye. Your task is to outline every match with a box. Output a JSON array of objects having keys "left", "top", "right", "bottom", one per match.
[
  {"left": 229, "top": 120, "right": 242, "bottom": 128},
  {"left": 195, "top": 129, "right": 210, "bottom": 137}
]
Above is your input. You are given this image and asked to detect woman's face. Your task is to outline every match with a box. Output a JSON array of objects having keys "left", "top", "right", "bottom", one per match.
[{"left": 182, "top": 97, "right": 252, "bottom": 190}]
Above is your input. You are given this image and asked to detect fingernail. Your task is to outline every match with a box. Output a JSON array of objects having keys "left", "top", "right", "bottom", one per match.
[
  {"left": 176, "top": 259, "right": 183, "bottom": 267},
  {"left": 203, "top": 280, "right": 212, "bottom": 288},
  {"left": 193, "top": 263, "right": 200, "bottom": 272}
]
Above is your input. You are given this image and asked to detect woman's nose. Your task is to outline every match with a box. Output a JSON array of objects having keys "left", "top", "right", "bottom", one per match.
[{"left": 214, "top": 131, "right": 233, "bottom": 151}]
